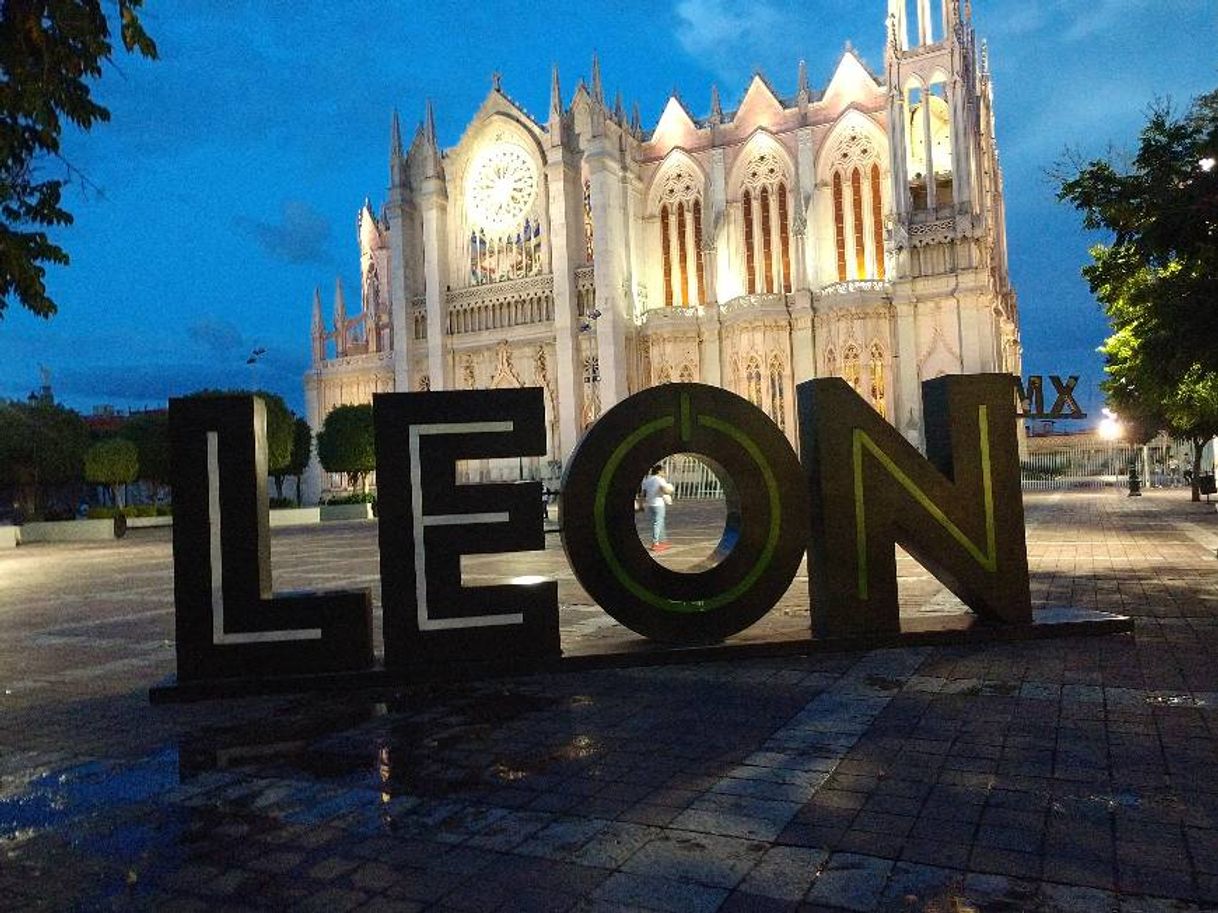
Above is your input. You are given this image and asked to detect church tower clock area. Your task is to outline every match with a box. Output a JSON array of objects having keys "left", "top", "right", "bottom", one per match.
[{"left": 302, "top": 0, "right": 1020, "bottom": 500}]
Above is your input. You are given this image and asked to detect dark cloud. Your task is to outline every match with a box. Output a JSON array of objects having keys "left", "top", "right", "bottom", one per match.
[
  {"left": 236, "top": 200, "right": 334, "bottom": 266},
  {"left": 187, "top": 317, "right": 244, "bottom": 355}
]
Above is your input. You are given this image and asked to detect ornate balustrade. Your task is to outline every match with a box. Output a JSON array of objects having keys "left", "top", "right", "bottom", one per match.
[{"left": 445, "top": 273, "right": 555, "bottom": 335}]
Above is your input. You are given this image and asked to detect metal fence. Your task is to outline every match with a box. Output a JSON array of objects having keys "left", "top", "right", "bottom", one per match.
[{"left": 1020, "top": 439, "right": 1197, "bottom": 491}]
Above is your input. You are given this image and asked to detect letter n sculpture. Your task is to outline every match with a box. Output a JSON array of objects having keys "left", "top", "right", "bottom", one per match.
[{"left": 798, "top": 375, "right": 1031, "bottom": 639}]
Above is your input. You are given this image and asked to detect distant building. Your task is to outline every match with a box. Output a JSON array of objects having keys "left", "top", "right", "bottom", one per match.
[{"left": 304, "top": 0, "right": 1020, "bottom": 497}]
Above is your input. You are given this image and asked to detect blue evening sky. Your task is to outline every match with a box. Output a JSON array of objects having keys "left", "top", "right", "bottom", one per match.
[{"left": 1, "top": 0, "right": 1214, "bottom": 422}]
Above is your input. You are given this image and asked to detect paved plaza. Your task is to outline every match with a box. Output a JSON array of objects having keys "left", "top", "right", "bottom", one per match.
[{"left": 3, "top": 490, "right": 1218, "bottom": 911}]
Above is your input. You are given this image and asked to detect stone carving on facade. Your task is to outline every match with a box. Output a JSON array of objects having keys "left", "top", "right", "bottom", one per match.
[{"left": 491, "top": 340, "right": 523, "bottom": 388}]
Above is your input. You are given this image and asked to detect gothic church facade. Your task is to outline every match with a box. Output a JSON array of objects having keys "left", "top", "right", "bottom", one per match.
[{"left": 304, "top": 0, "right": 1020, "bottom": 494}]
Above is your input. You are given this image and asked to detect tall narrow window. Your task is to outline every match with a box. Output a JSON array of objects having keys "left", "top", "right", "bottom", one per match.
[
  {"left": 677, "top": 202, "right": 689, "bottom": 306},
  {"left": 760, "top": 187, "right": 774, "bottom": 293},
  {"left": 768, "top": 355, "right": 786, "bottom": 431},
  {"left": 851, "top": 168, "right": 866, "bottom": 280},
  {"left": 742, "top": 189, "right": 756, "bottom": 294},
  {"left": 583, "top": 179, "right": 594, "bottom": 263},
  {"left": 843, "top": 345, "right": 861, "bottom": 392},
  {"left": 746, "top": 356, "right": 763, "bottom": 407},
  {"left": 870, "top": 164, "right": 885, "bottom": 280},
  {"left": 692, "top": 200, "right": 706, "bottom": 304},
  {"left": 777, "top": 182, "right": 791, "bottom": 293},
  {"left": 660, "top": 205, "right": 673, "bottom": 307},
  {"left": 869, "top": 342, "right": 886, "bottom": 417},
  {"left": 832, "top": 173, "right": 847, "bottom": 282}
]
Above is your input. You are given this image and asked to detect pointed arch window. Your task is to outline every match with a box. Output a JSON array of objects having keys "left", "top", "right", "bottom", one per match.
[
  {"left": 656, "top": 161, "right": 705, "bottom": 306},
  {"left": 746, "top": 356, "right": 763, "bottom": 407},
  {"left": 742, "top": 188, "right": 756, "bottom": 294},
  {"left": 832, "top": 173, "right": 847, "bottom": 282},
  {"left": 739, "top": 147, "right": 792, "bottom": 296},
  {"left": 826, "top": 124, "right": 885, "bottom": 283},
  {"left": 660, "top": 205, "right": 673, "bottom": 307},
  {"left": 583, "top": 178, "right": 594, "bottom": 263},
  {"left": 768, "top": 355, "right": 786, "bottom": 431},
  {"left": 870, "top": 164, "right": 885, "bottom": 280},
  {"left": 693, "top": 200, "right": 706, "bottom": 304},
  {"left": 777, "top": 182, "right": 791, "bottom": 293},
  {"left": 677, "top": 202, "right": 690, "bottom": 306},
  {"left": 760, "top": 187, "right": 774, "bottom": 293},
  {"left": 843, "top": 344, "right": 861, "bottom": 392},
  {"left": 869, "top": 342, "right": 887, "bottom": 417}
]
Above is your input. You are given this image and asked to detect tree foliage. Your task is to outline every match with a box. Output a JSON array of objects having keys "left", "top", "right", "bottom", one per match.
[
  {"left": 1, "top": 0, "right": 158, "bottom": 319},
  {"left": 0, "top": 399, "right": 89, "bottom": 513},
  {"left": 189, "top": 389, "right": 295, "bottom": 475},
  {"left": 84, "top": 435, "right": 138, "bottom": 506},
  {"left": 1057, "top": 90, "right": 1218, "bottom": 380},
  {"left": 316, "top": 404, "right": 375, "bottom": 492},
  {"left": 119, "top": 410, "right": 168, "bottom": 487},
  {"left": 287, "top": 416, "right": 312, "bottom": 506},
  {"left": 1058, "top": 89, "right": 1218, "bottom": 498}
]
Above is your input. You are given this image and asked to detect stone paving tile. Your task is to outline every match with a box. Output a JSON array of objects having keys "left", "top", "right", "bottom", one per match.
[{"left": 8, "top": 492, "right": 1218, "bottom": 910}]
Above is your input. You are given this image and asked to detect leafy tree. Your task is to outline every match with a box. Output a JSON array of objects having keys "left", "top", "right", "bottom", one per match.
[
  {"left": 1058, "top": 88, "right": 1218, "bottom": 499},
  {"left": 119, "top": 410, "right": 168, "bottom": 497},
  {"left": 1057, "top": 89, "right": 1218, "bottom": 381},
  {"left": 189, "top": 389, "right": 294, "bottom": 478},
  {"left": 0, "top": 399, "right": 90, "bottom": 514},
  {"left": 2, "top": 0, "right": 157, "bottom": 319},
  {"left": 286, "top": 416, "right": 312, "bottom": 506},
  {"left": 84, "top": 436, "right": 138, "bottom": 507},
  {"left": 316, "top": 404, "right": 375, "bottom": 493}
]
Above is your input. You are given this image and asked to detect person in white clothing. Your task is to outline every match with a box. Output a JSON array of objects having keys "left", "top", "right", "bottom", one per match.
[{"left": 639, "top": 464, "right": 674, "bottom": 552}]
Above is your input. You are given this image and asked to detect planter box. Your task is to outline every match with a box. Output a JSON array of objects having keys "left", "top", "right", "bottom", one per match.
[
  {"left": 269, "top": 507, "right": 322, "bottom": 528},
  {"left": 320, "top": 503, "right": 374, "bottom": 522},
  {"left": 20, "top": 517, "right": 124, "bottom": 543},
  {"left": 127, "top": 515, "right": 173, "bottom": 529},
  {"left": 0, "top": 526, "right": 17, "bottom": 549}
]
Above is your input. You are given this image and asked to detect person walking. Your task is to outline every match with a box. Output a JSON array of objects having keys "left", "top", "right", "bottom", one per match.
[{"left": 640, "top": 464, "right": 675, "bottom": 552}]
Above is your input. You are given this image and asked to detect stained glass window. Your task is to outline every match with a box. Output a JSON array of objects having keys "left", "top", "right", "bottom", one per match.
[
  {"left": 833, "top": 174, "right": 847, "bottom": 282},
  {"left": 746, "top": 356, "right": 763, "bottom": 407},
  {"left": 693, "top": 200, "right": 705, "bottom": 304},
  {"left": 660, "top": 205, "right": 673, "bottom": 307},
  {"left": 869, "top": 342, "right": 886, "bottom": 417},
  {"left": 871, "top": 164, "right": 885, "bottom": 280},
  {"left": 743, "top": 189, "right": 756, "bottom": 294},
  {"left": 583, "top": 178, "right": 594, "bottom": 263},
  {"left": 677, "top": 202, "right": 689, "bottom": 306},
  {"left": 843, "top": 344, "right": 861, "bottom": 392},
  {"left": 760, "top": 187, "right": 774, "bottom": 293},
  {"left": 777, "top": 182, "right": 791, "bottom": 293},
  {"left": 768, "top": 355, "right": 786, "bottom": 431},
  {"left": 851, "top": 168, "right": 866, "bottom": 280}
]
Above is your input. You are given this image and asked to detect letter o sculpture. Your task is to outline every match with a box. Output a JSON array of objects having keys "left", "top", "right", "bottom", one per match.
[{"left": 561, "top": 383, "right": 809, "bottom": 644}]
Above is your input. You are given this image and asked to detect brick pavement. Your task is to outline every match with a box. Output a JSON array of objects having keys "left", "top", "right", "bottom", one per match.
[{"left": 2, "top": 490, "right": 1218, "bottom": 911}]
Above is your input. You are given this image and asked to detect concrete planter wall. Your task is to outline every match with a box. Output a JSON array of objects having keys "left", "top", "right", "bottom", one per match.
[
  {"left": 127, "top": 515, "right": 173, "bottom": 529},
  {"left": 0, "top": 526, "right": 17, "bottom": 549},
  {"left": 320, "top": 503, "right": 374, "bottom": 522},
  {"left": 20, "top": 517, "right": 125, "bottom": 543},
  {"left": 269, "top": 507, "right": 322, "bottom": 528}
]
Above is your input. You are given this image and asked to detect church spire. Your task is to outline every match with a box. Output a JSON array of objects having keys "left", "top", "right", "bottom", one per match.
[
  {"left": 630, "top": 101, "right": 641, "bottom": 134},
  {"left": 332, "top": 277, "right": 347, "bottom": 357},
  {"left": 549, "top": 63, "right": 563, "bottom": 120},
  {"left": 421, "top": 99, "right": 445, "bottom": 181},
  {"left": 424, "top": 98, "right": 437, "bottom": 148},
  {"left": 613, "top": 90, "right": 624, "bottom": 122},
  {"left": 389, "top": 107, "right": 403, "bottom": 160},
  {"left": 797, "top": 59, "right": 809, "bottom": 96},
  {"left": 311, "top": 287, "right": 325, "bottom": 364},
  {"left": 590, "top": 53, "right": 604, "bottom": 105},
  {"left": 709, "top": 84, "right": 722, "bottom": 124}
]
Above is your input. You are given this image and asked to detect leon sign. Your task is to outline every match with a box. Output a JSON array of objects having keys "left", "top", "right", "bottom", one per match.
[{"left": 165, "top": 374, "right": 1031, "bottom": 689}]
